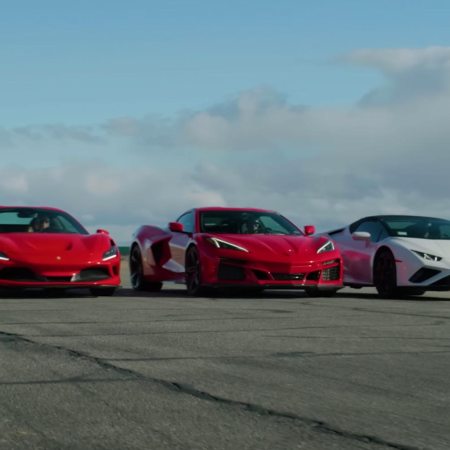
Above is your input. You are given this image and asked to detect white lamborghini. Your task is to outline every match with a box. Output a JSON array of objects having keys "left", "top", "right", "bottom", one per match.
[{"left": 326, "top": 215, "right": 450, "bottom": 298}]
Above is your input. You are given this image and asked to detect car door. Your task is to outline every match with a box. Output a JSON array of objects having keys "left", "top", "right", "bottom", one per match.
[
  {"left": 345, "top": 220, "right": 386, "bottom": 284},
  {"left": 168, "top": 210, "right": 195, "bottom": 271}
]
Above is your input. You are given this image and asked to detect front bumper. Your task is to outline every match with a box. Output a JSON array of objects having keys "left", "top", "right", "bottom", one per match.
[
  {"left": 404, "top": 262, "right": 450, "bottom": 291},
  {"left": 201, "top": 254, "right": 343, "bottom": 290},
  {"left": 0, "top": 259, "right": 121, "bottom": 288}
]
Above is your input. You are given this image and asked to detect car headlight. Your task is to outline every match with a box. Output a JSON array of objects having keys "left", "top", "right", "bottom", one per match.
[
  {"left": 412, "top": 250, "right": 442, "bottom": 262},
  {"left": 102, "top": 245, "right": 119, "bottom": 261},
  {"left": 205, "top": 237, "right": 249, "bottom": 252},
  {"left": 0, "top": 251, "right": 10, "bottom": 261},
  {"left": 317, "top": 240, "right": 334, "bottom": 254}
]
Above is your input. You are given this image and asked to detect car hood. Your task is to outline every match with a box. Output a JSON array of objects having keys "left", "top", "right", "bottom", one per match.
[
  {"left": 393, "top": 237, "right": 450, "bottom": 258},
  {"left": 208, "top": 234, "right": 332, "bottom": 262},
  {"left": 0, "top": 233, "right": 110, "bottom": 261}
]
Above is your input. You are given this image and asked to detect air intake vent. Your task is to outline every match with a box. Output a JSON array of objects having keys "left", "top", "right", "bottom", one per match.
[
  {"left": 0, "top": 268, "right": 39, "bottom": 281},
  {"left": 409, "top": 268, "right": 440, "bottom": 283},
  {"left": 76, "top": 268, "right": 110, "bottom": 281},
  {"left": 322, "top": 265, "right": 340, "bottom": 281},
  {"left": 218, "top": 263, "right": 245, "bottom": 281}
]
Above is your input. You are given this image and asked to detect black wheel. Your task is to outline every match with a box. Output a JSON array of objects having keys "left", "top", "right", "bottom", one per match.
[
  {"left": 305, "top": 287, "right": 338, "bottom": 297},
  {"left": 129, "top": 245, "right": 163, "bottom": 292},
  {"left": 129, "top": 245, "right": 146, "bottom": 290},
  {"left": 185, "top": 246, "right": 204, "bottom": 296},
  {"left": 373, "top": 249, "right": 398, "bottom": 298},
  {"left": 90, "top": 287, "right": 116, "bottom": 296}
]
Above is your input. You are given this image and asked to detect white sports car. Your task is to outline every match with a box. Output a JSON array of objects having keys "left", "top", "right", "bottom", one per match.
[{"left": 326, "top": 215, "right": 450, "bottom": 298}]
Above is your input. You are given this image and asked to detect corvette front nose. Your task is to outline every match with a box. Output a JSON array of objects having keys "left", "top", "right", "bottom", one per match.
[{"left": 201, "top": 254, "right": 342, "bottom": 288}]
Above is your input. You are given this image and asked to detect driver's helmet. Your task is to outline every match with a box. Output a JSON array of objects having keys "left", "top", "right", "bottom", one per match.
[
  {"left": 244, "top": 217, "right": 262, "bottom": 233},
  {"left": 30, "top": 214, "right": 51, "bottom": 232}
]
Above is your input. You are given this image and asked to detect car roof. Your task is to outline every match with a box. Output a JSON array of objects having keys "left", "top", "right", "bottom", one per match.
[
  {"left": 195, "top": 206, "right": 277, "bottom": 213},
  {"left": 0, "top": 206, "right": 65, "bottom": 213},
  {"left": 356, "top": 214, "right": 448, "bottom": 222}
]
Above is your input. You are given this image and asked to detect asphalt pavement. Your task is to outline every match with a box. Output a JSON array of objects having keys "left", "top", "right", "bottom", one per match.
[{"left": 0, "top": 264, "right": 449, "bottom": 450}]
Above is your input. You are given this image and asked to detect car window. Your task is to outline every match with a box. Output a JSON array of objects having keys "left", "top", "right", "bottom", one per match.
[
  {"left": 177, "top": 211, "right": 195, "bottom": 233},
  {"left": 355, "top": 221, "right": 385, "bottom": 242},
  {"left": 0, "top": 208, "right": 88, "bottom": 234},
  {"left": 381, "top": 216, "right": 450, "bottom": 239},
  {"left": 439, "top": 223, "right": 450, "bottom": 239},
  {"left": 199, "top": 211, "right": 301, "bottom": 235}
]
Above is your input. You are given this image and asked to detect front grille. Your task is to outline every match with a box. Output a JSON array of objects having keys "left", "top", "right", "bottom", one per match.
[
  {"left": 272, "top": 273, "right": 305, "bottom": 281},
  {"left": 218, "top": 263, "right": 246, "bottom": 281},
  {"left": 46, "top": 276, "right": 72, "bottom": 282},
  {"left": 0, "top": 267, "right": 111, "bottom": 283},
  {"left": 409, "top": 268, "right": 441, "bottom": 283},
  {"left": 322, "top": 265, "right": 340, "bottom": 281},
  {"left": 76, "top": 268, "right": 110, "bottom": 281}
]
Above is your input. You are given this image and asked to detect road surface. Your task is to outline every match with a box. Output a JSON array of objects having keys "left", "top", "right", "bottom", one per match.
[{"left": 0, "top": 264, "right": 449, "bottom": 449}]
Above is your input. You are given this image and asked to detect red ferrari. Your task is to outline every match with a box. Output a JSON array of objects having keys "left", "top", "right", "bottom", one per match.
[
  {"left": 129, "top": 207, "right": 343, "bottom": 296},
  {"left": 0, "top": 206, "right": 121, "bottom": 295}
]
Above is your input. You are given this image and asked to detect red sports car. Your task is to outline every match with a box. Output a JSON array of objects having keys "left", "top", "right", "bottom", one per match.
[
  {"left": 0, "top": 206, "right": 121, "bottom": 295},
  {"left": 129, "top": 207, "right": 343, "bottom": 296}
]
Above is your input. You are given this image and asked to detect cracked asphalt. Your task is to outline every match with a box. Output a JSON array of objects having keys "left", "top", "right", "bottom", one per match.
[{"left": 1, "top": 266, "right": 450, "bottom": 450}]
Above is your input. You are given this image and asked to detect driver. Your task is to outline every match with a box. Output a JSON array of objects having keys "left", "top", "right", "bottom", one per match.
[
  {"left": 243, "top": 217, "right": 263, "bottom": 234},
  {"left": 29, "top": 215, "right": 51, "bottom": 232}
]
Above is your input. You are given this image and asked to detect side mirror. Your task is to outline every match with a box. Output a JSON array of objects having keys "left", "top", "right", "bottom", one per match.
[
  {"left": 96, "top": 229, "right": 110, "bottom": 235},
  {"left": 304, "top": 225, "right": 315, "bottom": 236},
  {"left": 169, "top": 222, "right": 184, "bottom": 233},
  {"left": 352, "top": 231, "right": 371, "bottom": 241}
]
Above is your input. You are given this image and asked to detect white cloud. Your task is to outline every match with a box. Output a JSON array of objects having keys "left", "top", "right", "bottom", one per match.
[
  {"left": 340, "top": 47, "right": 450, "bottom": 106},
  {"left": 341, "top": 47, "right": 450, "bottom": 75}
]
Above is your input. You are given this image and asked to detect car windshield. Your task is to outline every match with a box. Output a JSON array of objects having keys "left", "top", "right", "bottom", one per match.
[
  {"left": 381, "top": 216, "right": 450, "bottom": 240},
  {"left": 0, "top": 208, "right": 89, "bottom": 234},
  {"left": 199, "top": 211, "right": 302, "bottom": 235}
]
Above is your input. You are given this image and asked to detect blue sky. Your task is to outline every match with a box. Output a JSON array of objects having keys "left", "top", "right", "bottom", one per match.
[
  {"left": 3, "top": 0, "right": 449, "bottom": 124},
  {"left": 2, "top": 1, "right": 450, "bottom": 241}
]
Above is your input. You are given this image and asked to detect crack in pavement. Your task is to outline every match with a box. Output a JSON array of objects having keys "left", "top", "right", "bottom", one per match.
[{"left": 0, "top": 330, "right": 419, "bottom": 450}]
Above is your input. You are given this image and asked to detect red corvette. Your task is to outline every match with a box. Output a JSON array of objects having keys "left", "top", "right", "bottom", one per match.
[
  {"left": 129, "top": 207, "right": 343, "bottom": 296},
  {"left": 0, "top": 206, "right": 121, "bottom": 295}
]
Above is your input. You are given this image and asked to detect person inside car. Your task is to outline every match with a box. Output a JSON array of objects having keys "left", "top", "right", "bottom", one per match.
[
  {"left": 29, "top": 215, "right": 51, "bottom": 232},
  {"left": 241, "top": 217, "right": 264, "bottom": 234}
]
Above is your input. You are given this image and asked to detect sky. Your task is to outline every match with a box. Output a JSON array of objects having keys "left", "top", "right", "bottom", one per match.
[{"left": 2, "top": 0, "right": 450, "bottom": 242}]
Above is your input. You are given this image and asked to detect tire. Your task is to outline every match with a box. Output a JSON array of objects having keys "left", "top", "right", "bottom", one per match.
[
  {"left": 129, "top": 245, "right": 163, "bottom": 292},
  {"left": 185, "top": 246, "right": 204, "bottom": 296},
  {"left": 90, "top": 287, "right": 116, "bottom": 296},
  {"left": 373, "top": 249, "right": 398, "bottom": 298},
  {"left": 305, "top": 287, "right": 338, "bottom": 297}
]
